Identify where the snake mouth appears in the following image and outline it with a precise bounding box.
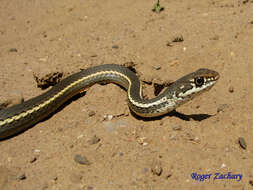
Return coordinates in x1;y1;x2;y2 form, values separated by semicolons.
214;73;220;80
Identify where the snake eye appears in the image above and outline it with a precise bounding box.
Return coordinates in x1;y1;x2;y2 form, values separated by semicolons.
194;77;204;87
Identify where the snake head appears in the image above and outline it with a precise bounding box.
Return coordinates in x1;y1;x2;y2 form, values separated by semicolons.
172;68;220;101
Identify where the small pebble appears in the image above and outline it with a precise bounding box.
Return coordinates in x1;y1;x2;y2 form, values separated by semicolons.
166;41;173;46
154;66;161;70
172;125;182;131
17;173;26;180
34;149;40;153
39;57;48;62
87;135;100;145
186;130;195;141
151;160;163;176
210;35;219;40
238;137;247;149
220;163;226;168
104;114;113;121
77;134;84;139
165;172;172;179
112;45;119;49
171;35;184;42
9;48;18;52
249;180;253;186
88;110;96;117
74;154;91;165
217;104;229;113
29;157;37;163
228;86;234;93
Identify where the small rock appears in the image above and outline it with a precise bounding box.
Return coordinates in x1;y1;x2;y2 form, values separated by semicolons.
172;125;182;131
238;137;247;149
74;154;91;165
112;45;119;49
220;163;226;168
137;137;149;146
87;186;94;190
77;134;84;139
119;152;124;156
88;110;96;117
165;172;172;179
29;157;37;163
249;180;253;186
154;66;161;70
87;135;100;145
103;114;113;121
171;35;184;42
217;104;229;113
17;173;26;180
210;35;219;40
151;160;163;176
9;48;18;52
185;130;195;141
228;86;234;93
166;41;173;47
34;149;40;153
38;57;48;62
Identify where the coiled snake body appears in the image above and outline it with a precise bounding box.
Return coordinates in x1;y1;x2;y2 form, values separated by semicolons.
0;64;219;140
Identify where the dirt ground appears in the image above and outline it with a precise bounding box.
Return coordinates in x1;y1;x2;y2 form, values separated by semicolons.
0;0;252;189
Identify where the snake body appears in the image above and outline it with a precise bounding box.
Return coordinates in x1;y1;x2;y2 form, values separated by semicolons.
0;64;219;140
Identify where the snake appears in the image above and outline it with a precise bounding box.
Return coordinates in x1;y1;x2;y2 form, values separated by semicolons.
0;64;219;140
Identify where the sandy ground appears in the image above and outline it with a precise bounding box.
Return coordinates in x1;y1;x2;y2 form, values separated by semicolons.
0;0;253;189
